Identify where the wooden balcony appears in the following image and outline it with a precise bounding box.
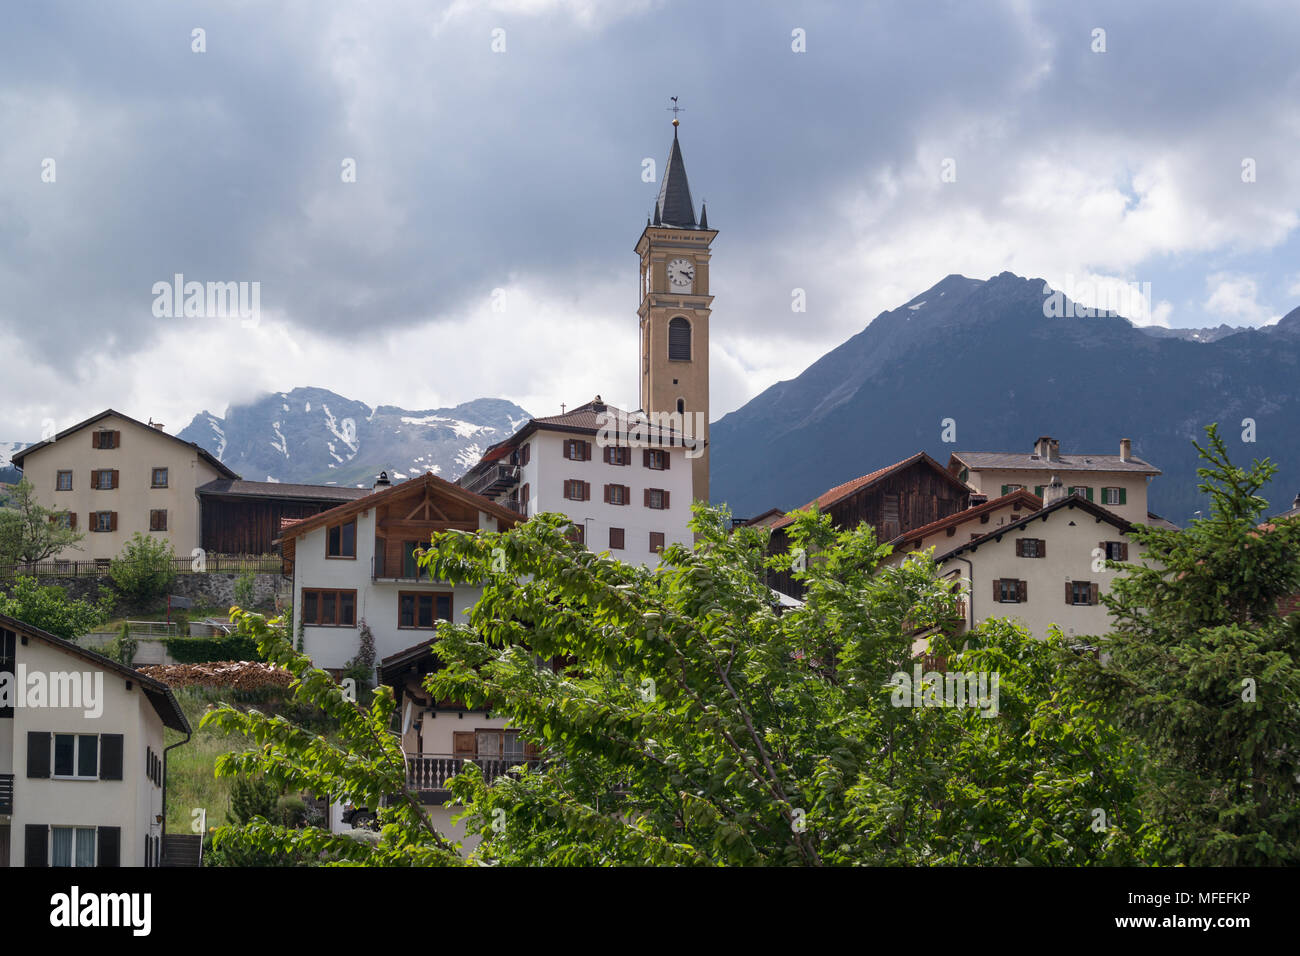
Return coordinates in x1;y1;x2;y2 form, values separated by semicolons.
459;463;520;498
406;754;543;795
0;773;13;815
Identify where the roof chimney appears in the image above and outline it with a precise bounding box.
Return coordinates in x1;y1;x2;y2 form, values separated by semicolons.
1034;436;1058;461
148;418;166;431
1049;438;1059;461
1293;491;1300;510
1120;438;1132;462
1042;474;1066;506
970;493;988;506
373;470;391;490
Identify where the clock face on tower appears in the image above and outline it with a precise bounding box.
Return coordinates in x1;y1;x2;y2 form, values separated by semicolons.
666;257;695;291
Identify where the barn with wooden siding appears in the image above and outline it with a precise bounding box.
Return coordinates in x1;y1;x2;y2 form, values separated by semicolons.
764;452;972;597
196;479;372;555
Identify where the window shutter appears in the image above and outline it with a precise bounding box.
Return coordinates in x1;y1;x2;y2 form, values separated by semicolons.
1017;580;1027;602
92;431;100;449
1038;539;1046;558
1089;583;1099;605
109;511;118;531
581;481;589;501
583;441;592;460
623;485;631;503
603;484;611;504
1000;484;1009;495
69;512;76;530
100;734;124;780
111;469;120;489
452;731;475;757
114;430;121;447
1119;488;1127;505
643;449;651;468
1034;485;1043;496
663;491;670;509
1015;539;1024;557
644;488;651;507
662;451;670;470
993;580;1001;603
89;470;96;489
1085;487;1094;502
26;731;50;778
24;825;48;867
98;826;121;867
603;446;612;464
1065;581;1073;605
1119;542;1129;561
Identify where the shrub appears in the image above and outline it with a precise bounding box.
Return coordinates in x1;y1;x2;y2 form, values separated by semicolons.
107;621;137;666
164;634;262;663
233;570;257;609
0;576;113;640
230;775;279;825
108;533;176;608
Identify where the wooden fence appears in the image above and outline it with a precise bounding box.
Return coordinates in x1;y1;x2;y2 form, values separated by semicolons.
0;554;283;581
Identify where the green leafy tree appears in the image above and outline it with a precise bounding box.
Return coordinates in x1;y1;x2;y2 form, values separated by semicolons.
233;569;257;609
0;576;113;640
108;532;176;608
419;505;1145;865
107;620;138;665
0;477;84;565
200;609;463;866
1074;424;1300;865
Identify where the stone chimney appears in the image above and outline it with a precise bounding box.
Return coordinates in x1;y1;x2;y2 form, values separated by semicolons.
1120;438;1132;462
1042;474;1066;506
1033;436;1052;459
373;470;391;490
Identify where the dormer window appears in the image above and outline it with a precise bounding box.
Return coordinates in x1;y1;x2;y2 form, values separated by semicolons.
327;519;357;558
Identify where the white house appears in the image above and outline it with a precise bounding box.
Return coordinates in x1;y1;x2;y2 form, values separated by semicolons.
277;471;522;672
0;613;191;867
457;396;695;566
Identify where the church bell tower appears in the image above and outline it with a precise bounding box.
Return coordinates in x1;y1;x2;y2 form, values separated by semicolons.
636;114;717;503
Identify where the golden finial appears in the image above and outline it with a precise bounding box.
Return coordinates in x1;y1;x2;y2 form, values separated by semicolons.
667;96;684;127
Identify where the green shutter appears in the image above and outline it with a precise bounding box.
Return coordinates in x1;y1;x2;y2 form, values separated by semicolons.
1085;487;1094;502
1119;487;1127;505
1034;485;1044;497
1000;484;1009;495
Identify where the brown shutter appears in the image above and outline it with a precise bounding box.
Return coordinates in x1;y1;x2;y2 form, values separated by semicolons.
662;450;670;469
92;431;100;449
623;485;631;502
663;491;670;509
603;484;611;504
584;481;591;501
1065;581;1073;604
114;430;121;447
110;512;118;531
111;469;119;489
603;446;612;464
452;731;476;757
1017;580;1027;602
583;441;592;460
1119;542;1128;561
562;480;569;498
644;488;651;507
1089;583;1099;605
69;512;76;530
993;580;1001;603
1037;539;1045;558
89;470;96;488
1015;539;1024;557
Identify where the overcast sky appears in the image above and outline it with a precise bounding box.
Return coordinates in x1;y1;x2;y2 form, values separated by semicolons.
2;0;1299;440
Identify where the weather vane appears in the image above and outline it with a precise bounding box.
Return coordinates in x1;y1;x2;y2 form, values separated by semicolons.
666;95;684;126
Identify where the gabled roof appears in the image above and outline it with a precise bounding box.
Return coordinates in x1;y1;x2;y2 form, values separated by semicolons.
889;489;1044;548
770;452;970;531
949;450;1160;475
0;613;190;733
197;478;371;502
275;471;520;545
10;408;238;480
931;493;1132;564
656;128;697;228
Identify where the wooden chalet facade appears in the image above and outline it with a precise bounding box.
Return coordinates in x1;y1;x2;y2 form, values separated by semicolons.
766;452;972;597
196;479;371;555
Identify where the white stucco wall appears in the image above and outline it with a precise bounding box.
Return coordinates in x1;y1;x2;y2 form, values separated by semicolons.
964;467;1151;525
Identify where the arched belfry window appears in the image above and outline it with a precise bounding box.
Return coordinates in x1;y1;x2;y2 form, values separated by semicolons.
676;398;685;414
668;317;691;361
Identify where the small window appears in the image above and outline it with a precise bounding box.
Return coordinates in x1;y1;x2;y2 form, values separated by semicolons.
604;446;631;466
518;443;531;467
403;541;422;579
1103;541;1128;561
1000;484;1024;494
649;531;665;554
645;449;668;470
1069;486;1092;501
94;511;114;532
56;471;73;491
398;592;453;629
301;588;357;626
606;484;627;506
1016;538;1045;558
997;579;1024;604
1070;581;1094;605
1102;487;1124;506
53;734;99;779
96;430;118;450
151;467;169;488
668;317;691;361
149;509;168;532
563;440;591;462
54;512;75;530
326;520;357;558
645;488;668;510
676;398;685;414
609;527;625;550
564;480;589;501
51;827;97;867
95;470;115;490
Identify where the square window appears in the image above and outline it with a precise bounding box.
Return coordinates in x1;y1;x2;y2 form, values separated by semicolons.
151;467;169;488
96;470;114;490
150;509;168;532
56;471;73;491
327;520;357;558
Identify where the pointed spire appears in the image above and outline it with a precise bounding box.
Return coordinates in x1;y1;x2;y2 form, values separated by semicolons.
652;201;662;226
656;127;697;228
699;201;708;230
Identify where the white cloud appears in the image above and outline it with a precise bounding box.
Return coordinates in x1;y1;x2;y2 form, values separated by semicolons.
1202;272;1275;326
